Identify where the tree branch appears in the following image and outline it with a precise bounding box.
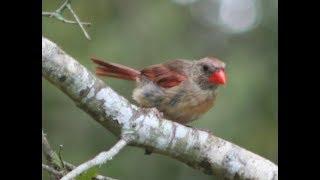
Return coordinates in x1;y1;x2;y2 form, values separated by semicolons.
61;138;128;180
42;36;278;180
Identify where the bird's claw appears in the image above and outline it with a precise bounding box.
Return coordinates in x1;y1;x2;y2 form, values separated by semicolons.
152;108;164;119
141;107;163;119
185;125;213;134
196;127;213;134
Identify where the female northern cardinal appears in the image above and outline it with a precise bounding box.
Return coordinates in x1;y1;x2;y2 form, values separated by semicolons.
91;57;226;124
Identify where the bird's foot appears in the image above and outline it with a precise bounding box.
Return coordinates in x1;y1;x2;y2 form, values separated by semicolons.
152;108;163;119
197;127;213;134
184;125;213;134
141;107;163;119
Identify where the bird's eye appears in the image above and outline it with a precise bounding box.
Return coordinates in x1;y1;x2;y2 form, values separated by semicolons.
202;65;209;72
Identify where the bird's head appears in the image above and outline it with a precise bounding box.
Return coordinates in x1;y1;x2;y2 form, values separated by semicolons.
192;57;227;90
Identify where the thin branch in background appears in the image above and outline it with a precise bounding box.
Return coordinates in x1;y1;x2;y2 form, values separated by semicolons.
42;130;62;168
58;145;66;169
94;175;119;180
63;161;76;171
42;130;118;180
42;164;64;177
55;0;71;13
42;0;91;40
65;2;91;40
61;138;129;180
42;12;91;26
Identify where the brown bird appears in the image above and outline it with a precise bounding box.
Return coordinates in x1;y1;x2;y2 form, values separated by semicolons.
91;57;226;124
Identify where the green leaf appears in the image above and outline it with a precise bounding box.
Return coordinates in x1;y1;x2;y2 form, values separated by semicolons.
76;167;98;180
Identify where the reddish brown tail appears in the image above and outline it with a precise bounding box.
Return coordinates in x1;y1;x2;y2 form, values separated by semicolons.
91;57;140;81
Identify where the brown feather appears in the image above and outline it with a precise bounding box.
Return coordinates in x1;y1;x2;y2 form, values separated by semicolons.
91;57;140;81
141;60;188;88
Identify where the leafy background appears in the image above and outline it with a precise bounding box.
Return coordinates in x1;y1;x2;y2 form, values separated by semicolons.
42;0;277;179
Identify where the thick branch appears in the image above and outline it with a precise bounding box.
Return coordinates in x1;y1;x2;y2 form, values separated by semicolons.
42;37;278;180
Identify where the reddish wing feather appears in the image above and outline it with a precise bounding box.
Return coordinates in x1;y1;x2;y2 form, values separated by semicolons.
141;63;187;88
92;57;189;88
91;57;140;81
156;75;186;88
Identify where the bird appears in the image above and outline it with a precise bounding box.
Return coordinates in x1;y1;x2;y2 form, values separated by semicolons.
91;56;226;125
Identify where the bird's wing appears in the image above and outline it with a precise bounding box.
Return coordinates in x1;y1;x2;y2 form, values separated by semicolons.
140;59;190;88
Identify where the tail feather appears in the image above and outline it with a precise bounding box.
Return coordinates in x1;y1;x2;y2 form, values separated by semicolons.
91;57;140;81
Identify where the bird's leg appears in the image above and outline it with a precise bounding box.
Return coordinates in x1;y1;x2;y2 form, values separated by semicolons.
144;148;153;155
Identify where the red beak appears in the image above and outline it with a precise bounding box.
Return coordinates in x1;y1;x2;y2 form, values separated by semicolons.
209;69;227;85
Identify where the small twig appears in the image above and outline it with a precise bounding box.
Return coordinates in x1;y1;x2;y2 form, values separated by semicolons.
42;131;58;166
42;11;55;17
42;12;91;26
42;164;64;177
65;3;91;40
42;130;117;180
61;138;129;180
58;145;65;169
43;160;117;180
62;161;118;180
63;161;76;171
56;0;71;13
94;175;118;180
42;0;91;39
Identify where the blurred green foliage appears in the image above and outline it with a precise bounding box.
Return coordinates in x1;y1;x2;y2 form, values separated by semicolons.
42;0;277;179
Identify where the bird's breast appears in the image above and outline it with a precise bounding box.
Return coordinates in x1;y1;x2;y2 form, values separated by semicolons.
158;86;216;123
164;94;215;123
132;78;217;124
